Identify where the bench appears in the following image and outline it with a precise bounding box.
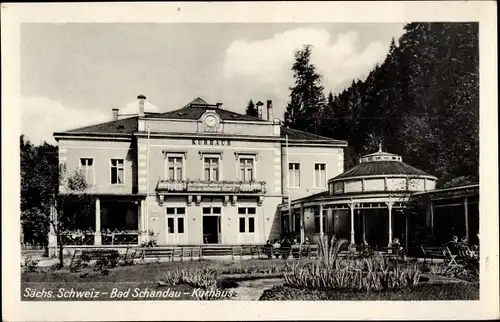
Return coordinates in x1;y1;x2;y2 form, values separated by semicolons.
420;246;448;264
380;246;404;260
78;249;120;267
139;247;175;261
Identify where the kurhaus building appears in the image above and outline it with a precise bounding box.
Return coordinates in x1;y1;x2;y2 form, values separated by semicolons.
52;96;347;249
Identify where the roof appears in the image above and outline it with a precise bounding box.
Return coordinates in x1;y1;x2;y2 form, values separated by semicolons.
54;97;346;145
147;97;268;122
281;127;347;145
65;116;138;135
330;161;435;181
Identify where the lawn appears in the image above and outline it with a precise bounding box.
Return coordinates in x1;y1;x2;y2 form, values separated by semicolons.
260;283;480;301
21;259;294;301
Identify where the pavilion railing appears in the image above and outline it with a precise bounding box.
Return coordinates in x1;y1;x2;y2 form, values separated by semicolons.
60;231;95;246
101;231;139;245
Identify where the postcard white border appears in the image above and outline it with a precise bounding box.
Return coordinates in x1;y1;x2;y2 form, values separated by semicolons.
2;1;498;321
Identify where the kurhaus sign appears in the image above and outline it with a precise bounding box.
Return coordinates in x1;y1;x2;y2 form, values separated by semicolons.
192;139;231;146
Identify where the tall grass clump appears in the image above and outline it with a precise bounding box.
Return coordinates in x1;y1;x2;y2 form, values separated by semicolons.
284;238;421;292
162;266;218;289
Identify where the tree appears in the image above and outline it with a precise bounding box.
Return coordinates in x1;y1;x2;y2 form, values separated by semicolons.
245;99;258;118
52;166;94;268
318;23;478;184
284;45;326;133
20;136;58;248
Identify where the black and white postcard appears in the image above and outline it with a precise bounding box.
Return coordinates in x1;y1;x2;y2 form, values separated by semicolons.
2;1;498;321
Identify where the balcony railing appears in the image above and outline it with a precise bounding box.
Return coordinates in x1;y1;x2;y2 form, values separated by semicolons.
157;179;266;194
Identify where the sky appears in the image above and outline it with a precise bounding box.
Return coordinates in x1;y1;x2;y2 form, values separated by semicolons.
21;23;406;144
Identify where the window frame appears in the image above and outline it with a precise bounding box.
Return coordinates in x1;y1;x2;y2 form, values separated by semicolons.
237;207;256;234
110;158;125;185
203;155;221;181
165;153;185;181
237;156;256;182
288;163;301;188
165;207;186;235
313;163;327;188
78;157;95;185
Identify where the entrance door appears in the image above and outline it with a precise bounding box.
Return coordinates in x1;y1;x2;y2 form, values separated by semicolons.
166;207;186;245
202;216;221;244
202;207;222;244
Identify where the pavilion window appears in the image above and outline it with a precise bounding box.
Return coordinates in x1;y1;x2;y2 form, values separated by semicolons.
314;163;326;188
314;210;327;233
110;159;124;184
294;212;301;233
204;157;219;181
239;158;254;181
167;156;183;181
289;163;300;187
79;158;94;184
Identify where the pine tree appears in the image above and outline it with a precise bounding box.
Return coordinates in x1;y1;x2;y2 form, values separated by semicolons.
245;99;258;117
284;45;326;133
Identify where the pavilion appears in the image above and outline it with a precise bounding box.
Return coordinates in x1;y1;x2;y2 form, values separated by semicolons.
279;146;438;248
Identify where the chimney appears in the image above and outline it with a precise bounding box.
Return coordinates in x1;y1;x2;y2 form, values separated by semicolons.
256;101;264;119
112;108;119;121
137;94;146;117
266;100;273;121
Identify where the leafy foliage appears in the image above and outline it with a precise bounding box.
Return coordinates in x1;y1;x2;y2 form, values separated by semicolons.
20;135;59;246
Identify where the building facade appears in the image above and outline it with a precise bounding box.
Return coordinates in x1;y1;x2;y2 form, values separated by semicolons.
51;96;347;249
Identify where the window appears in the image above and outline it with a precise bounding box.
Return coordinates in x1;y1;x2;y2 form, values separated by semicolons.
167;157;183;181
289;163;300;187
314;209;328;234
238;207;256;233
79;158;94;184
204;157;219;181
203;207;221;215
314;163;326;188
294;213;301;233
239;158;254;181
166;207;185;234
110;159;124;184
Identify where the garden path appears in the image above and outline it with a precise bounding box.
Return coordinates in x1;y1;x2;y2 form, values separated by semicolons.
228;278;284;300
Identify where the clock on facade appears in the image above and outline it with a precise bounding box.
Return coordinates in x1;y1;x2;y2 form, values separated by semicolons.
203;114;220;132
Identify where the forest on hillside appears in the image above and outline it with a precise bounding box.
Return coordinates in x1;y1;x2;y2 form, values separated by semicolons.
283;22;479;187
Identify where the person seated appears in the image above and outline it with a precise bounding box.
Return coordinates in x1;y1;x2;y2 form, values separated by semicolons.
263;240;273;259
280;238;292;259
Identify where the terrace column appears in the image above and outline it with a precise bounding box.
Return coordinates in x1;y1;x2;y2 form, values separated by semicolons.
386;199;393;247
430;201;435;235
300;203;305;243
348;201;356;245
464;197;469;242
362;212;367;244
319;204;324;237
139;199;145;244
94;197;101;245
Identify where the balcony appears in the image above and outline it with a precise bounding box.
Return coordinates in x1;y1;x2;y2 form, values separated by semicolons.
156;179;266;194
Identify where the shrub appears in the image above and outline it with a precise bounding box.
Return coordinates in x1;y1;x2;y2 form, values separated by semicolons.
141;230;158;248
23;256;39;272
